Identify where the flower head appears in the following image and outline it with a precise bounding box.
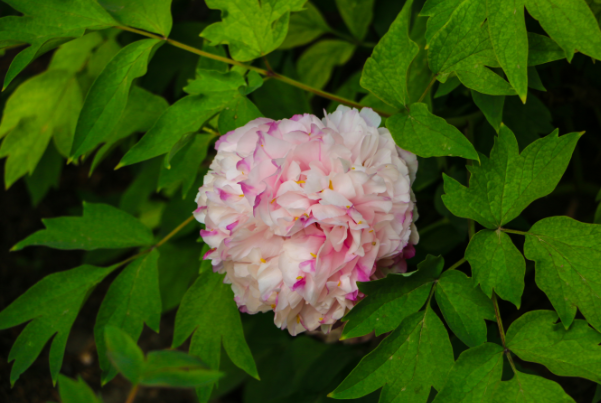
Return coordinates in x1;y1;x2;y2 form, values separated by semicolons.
194;105;418;335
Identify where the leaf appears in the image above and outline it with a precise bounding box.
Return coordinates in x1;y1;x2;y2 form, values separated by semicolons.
341;255;444;340
99;0;173;36
71;38;161;158
158;134;214;197
525;0;601;61
386;102;480;161
47;32;104;74
524;216;601;331
527;32;565;66
435;270;495;347
431;342;504;403
442;125;581;228
119;90;238;167
506;310;601;383
12;202;153;251
105;325;145;383
95;250;161;384
472;91;504;132
486;0;529;102
360;0;418;109
173;269;259;399
330;308;454;403
335;0;375;40
298;40;356;89
158;242;200;312
455;63;517;96
184;70;247;94
58;375;102;403
201;0;307;61
0;264;116;384
465;229;525;307
0;0;117;87
218;95;263;134
140;350;223;388
24;143;63;206
280;2;330;49
91;86;169;173
503;95;554;149
0;70;81;187
493;371;575;403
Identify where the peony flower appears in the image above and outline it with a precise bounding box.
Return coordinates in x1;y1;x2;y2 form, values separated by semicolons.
194;105;418;336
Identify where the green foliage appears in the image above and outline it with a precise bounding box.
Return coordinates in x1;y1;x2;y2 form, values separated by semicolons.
493;371;576;403
99;0;173;36
280;2;330;49
201;0;307;61
298;40;355;89
58;375;102;403
12;202;153;251
335;0;375;40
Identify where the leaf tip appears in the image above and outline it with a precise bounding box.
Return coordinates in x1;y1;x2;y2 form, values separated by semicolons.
114;162;125;171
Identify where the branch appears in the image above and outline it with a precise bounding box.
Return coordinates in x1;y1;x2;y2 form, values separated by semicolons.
492;293;517;372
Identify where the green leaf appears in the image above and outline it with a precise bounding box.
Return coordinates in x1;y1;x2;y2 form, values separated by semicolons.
218;95;263;134
91;86;169;173
503;95;554;149
298;39;355;89
442;125;581;228
434;76;461;98
0;264;116;384
12;202;153;251
525;0;601;61
493;371;576;403
173;269;259;399
386;102;480;161
71;38;161;158
24;143;63;206
99;0;173;36
184;70;247;94
527;33;565;66
119;90;237;167
140;350;223;387
465;229;525;307
435;270;495;347
104;325;145;383
506;310;601;383
95;250;161;384
360;0;418;109
279;1;330;49
0;0;117;88
335;0;375;40
0;70;81;187
431;342;504;403
472;91;504;132
158;134;214;197
524;216;601;331
341;255;443;340
486;0;528;102
201;0;306;61
330;308;454;402
58;375;102;403
158;242;200;312
47;32;104;74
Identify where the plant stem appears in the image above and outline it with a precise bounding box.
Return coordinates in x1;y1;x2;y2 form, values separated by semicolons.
492;293;517;373
500;228;530;236
154;216;195;249
446;257;466;272
417;75;438;104
116;25;391;117
125;384;139;403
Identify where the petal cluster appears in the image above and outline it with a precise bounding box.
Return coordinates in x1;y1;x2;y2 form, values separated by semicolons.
194;105;418;335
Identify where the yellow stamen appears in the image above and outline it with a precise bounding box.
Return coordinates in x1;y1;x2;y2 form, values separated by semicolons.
294;216;299;221
310;253;317;258
261;144;264;147
346;205;351;209
260;258;266;263
372;241;377;246
271;198;276;204
297;315;301;324
296;180;306;184
351;167;355;170
358;221;363;225
369;229;374;233
239;194;244;197
329;180;334;190
337;281;341;286
319;317;324;321
304;213;309;217
296;276;304;280
271;304;276;309
241;171;245;175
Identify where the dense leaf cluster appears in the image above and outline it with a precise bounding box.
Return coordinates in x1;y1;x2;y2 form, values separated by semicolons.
1;0;601;402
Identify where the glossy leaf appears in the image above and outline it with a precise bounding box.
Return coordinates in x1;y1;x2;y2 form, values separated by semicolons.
493;371;575;403
335;0;375;40
183;70;246;94
201;0;306;61
360;0;418;109
442;125;581;228
465;229;526;308
280;2;330;49
435;270;495;347
386;102;480;161
506;310;601;383
341;254;443;340
527;32;565;65
472;91;504;132
330;308;454;403
71;38;161;158
99;0;173;36
0;264;116;384
524;216;601;331
298;40;355;89
12;202;153;251
95;250;161;384
218;95;263;134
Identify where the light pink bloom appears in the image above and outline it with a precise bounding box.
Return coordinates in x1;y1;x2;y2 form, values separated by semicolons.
194;105;418;335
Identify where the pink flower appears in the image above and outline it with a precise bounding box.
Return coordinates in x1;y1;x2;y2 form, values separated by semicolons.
194;105;418;335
